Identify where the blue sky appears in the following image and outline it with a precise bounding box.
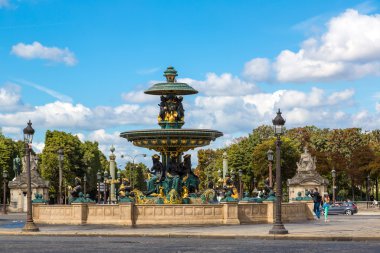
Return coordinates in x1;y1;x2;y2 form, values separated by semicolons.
1;0;380;165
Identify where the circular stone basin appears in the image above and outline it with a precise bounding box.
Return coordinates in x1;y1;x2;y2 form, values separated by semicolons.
120;129;223;153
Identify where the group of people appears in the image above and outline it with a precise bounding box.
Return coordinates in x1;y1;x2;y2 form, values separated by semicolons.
311;187;331;223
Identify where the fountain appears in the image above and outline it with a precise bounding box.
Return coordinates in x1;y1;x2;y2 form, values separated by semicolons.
120;66;223;204
32;67;314;226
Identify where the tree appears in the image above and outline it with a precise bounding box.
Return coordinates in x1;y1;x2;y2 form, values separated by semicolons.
122;162;148;191
0;134;21;202
40;130;85;202
324;128;371;201
252;137;300;190
81;141;108;198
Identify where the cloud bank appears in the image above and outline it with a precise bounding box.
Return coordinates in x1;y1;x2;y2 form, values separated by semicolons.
11;41;77;66
244;9;380;82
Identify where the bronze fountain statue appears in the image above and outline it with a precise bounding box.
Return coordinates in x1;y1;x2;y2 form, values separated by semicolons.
120;67;223;204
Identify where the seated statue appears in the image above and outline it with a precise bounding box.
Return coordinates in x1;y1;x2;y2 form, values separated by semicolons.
165;155;182;195
180;154;199;193
146;154;164;195
69;177;82;203
119;179;133;202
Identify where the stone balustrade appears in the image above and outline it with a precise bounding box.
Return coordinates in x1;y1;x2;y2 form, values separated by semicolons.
32;201;313;226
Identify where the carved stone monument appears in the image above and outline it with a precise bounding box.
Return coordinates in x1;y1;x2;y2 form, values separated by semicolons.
287;147;329;201
8;154;49;212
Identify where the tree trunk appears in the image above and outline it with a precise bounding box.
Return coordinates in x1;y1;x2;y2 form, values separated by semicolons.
351;177;355;201
376;177;379;201
360;183;363;200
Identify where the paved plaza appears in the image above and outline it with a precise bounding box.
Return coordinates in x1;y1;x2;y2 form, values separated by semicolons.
1;211;380;241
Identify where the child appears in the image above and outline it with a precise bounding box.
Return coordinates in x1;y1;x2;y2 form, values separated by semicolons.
323;195;330;223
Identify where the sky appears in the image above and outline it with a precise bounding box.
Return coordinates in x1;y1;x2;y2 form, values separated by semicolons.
1;0;380;166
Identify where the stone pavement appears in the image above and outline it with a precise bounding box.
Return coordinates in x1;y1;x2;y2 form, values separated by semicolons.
0;212;379;241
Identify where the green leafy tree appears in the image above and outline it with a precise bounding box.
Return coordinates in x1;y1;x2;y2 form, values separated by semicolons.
252;137;300;190
40;130;84;202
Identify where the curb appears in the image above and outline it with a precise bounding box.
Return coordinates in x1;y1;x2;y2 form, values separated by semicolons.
0;231;379;241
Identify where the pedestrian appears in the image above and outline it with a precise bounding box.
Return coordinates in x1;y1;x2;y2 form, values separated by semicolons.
323;195;330;223
311;188;322;219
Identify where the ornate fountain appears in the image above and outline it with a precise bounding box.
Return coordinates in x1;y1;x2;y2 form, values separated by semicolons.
32;67;313;226
120;67;223;203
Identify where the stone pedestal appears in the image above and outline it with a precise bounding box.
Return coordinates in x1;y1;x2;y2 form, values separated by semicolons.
8;156;49;213
287;147;329;200
222;202;240;224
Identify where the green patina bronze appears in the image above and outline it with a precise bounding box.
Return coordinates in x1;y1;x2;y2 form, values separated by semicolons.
120;67;223;204
220;191;238;203
144;66;198;96
292;191;313;201
32;193;48;204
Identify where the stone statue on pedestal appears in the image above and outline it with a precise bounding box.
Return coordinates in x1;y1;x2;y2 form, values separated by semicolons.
288;146;329;201
13;156;21;178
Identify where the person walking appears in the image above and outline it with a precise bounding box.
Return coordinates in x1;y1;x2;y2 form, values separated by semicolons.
323;195;331;223
311;188;322;219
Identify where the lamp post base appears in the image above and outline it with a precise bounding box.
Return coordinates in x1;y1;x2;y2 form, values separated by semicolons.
269;223;288;234
22;221;39;232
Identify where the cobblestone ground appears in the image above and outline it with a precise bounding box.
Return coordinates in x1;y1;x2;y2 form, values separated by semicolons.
0;236;380;253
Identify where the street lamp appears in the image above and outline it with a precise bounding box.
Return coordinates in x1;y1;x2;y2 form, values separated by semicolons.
269;109;288;235
116;169;121;201
238;169;243;199
96;171;101;204
331;169;336;205
2;168;8;214
267;149;274;188
121;153;147;189
22;120;39;232
57;148;64;204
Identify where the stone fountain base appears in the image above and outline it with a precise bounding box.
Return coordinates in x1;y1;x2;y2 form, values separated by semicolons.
32;201;314;226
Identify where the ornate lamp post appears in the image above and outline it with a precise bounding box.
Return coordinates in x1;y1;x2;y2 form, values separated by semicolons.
2;168;8;214
331;169;336;205
116;169;121;201
267;149;274;188
222;152;228;179
22;120;39;232
230;169;236;188
57;148;64;204
96;171;101;204
269;109;288;235
83;174;87;196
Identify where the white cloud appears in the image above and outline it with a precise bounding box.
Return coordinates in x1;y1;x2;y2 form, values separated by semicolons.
14;79;73;103
376;103;380;112
243;58;272;82
0;83;22;108
1;126;20;135
181;72;258;96
121;90;157;104
11;41;77;66
32;142;45;153
327;89;355;105
244;9;380;82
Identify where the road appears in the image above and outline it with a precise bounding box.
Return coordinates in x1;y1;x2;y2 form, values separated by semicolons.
0;236;380;253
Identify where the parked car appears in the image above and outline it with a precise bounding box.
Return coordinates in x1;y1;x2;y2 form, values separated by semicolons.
321;202;358;215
